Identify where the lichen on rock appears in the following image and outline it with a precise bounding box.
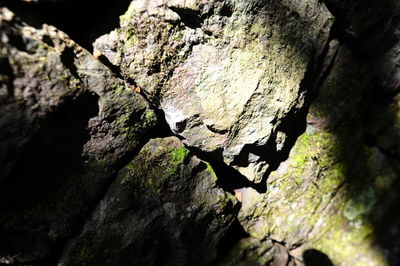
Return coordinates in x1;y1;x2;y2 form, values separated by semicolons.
94;0;334;183
59;137;238;266
2;0;400;265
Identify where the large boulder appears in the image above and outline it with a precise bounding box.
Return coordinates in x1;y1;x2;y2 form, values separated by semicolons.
94;0;334;183
59;137;238;266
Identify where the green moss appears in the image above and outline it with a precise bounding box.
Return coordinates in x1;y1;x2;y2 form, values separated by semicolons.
283;130;345;184
120;143;190;196
116;113;131;136
124;29;138;48
245;128;351;242
171;146;189;163
311;211;382;266
111;83;128;93
204;161;218;182
343;187;376;221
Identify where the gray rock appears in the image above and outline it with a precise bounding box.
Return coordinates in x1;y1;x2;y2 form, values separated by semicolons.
0;7;156;263
94;0;334;183
235;45;395;265
59;137;238;266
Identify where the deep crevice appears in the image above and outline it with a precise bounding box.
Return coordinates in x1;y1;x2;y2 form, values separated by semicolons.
187;146;267;194
0;56;15;96
302;249;334;266
316;42;340;90
213;219;249;265
60;46;80;81
169;7;202;29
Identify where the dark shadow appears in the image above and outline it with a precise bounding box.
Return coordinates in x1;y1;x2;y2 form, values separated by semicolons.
0;0;133;50
188;145;267;193
315;1;400;265
303;249;334;266
324;0;397;57
169;6;202;29
0;91;99;264
0;91;99;211
214;219;250;265
0;55;14;96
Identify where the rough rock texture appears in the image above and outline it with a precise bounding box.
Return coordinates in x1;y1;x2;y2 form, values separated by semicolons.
94;0;334;183
222;1;400;265
2;0;400;265
235;45;392;265
0;7;156;263
59;137;238;266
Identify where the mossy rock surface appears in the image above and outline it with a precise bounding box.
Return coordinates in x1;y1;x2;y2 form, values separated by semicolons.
94;0;334;183
59;137;238;266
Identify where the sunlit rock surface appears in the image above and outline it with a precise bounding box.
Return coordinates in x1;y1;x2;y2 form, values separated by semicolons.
2;0;400;265
94;0;334;183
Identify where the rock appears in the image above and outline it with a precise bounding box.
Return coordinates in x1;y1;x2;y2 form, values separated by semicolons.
0;7;156;263
217;237;276;266
59;137;238;266
235;45;395;265
2;0;400;265
94;0;334;183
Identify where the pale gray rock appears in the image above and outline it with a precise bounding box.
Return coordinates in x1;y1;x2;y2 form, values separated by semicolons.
95;0;334;183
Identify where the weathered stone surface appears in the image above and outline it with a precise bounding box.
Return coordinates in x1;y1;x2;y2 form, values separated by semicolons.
235;44;400;265
59;137;238;266
2;0;400;265
94;0;334;183
0;7;156;263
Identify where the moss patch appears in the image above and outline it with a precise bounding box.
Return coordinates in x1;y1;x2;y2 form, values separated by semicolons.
119;138;191;196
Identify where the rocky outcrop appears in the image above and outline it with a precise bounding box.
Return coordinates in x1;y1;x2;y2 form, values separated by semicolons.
2;0;400;265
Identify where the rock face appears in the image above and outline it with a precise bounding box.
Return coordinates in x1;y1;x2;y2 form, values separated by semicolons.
0;7;156;263
235;45;391;265
94;0;334;183
2;0;400;265
59;137;238;266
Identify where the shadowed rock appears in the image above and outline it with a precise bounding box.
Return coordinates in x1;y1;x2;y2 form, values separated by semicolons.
59;137;238;266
